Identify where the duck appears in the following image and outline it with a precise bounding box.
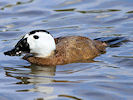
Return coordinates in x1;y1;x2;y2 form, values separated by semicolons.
4;30;126;66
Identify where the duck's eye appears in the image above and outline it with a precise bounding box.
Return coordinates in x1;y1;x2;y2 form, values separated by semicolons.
33;35;39;39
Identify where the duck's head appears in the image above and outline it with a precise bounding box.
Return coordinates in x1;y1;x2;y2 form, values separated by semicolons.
4;30;56;58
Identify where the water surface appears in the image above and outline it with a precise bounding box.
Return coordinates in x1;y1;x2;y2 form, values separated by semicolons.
0;0;133;100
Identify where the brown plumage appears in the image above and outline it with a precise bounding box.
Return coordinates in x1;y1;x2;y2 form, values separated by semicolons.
23;36;107;66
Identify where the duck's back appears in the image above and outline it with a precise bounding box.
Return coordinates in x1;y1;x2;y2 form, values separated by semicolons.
55;36;106;64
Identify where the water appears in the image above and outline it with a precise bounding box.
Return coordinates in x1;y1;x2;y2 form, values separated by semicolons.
0;0;133;100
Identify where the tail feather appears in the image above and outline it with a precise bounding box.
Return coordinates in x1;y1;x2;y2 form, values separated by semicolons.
94;37;127;47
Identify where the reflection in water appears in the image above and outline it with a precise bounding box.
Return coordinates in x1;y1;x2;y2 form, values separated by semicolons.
5;64;56;94
28;65;56;94
5;64;83;100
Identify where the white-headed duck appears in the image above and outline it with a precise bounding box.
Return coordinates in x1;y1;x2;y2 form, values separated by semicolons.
4;30;126;66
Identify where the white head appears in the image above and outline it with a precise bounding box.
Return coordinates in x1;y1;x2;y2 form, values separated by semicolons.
4;30;56;57
23;30;56;57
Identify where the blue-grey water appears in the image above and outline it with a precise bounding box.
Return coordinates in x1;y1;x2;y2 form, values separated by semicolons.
0;0;133;100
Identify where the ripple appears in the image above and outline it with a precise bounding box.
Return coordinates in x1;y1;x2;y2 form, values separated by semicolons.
0;0;133;100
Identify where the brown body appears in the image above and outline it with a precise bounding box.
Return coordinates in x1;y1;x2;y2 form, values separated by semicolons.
23;36;107;66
